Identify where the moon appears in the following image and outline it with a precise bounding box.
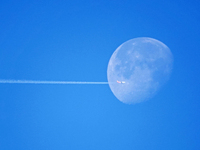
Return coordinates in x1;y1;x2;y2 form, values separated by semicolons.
107;37;173;104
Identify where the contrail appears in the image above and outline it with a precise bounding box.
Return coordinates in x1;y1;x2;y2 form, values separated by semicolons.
0;80;108;84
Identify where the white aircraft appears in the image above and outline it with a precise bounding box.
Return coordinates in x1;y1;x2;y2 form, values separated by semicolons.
117;80;125;84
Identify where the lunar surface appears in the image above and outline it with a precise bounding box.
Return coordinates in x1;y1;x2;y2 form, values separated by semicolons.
107;37;173;104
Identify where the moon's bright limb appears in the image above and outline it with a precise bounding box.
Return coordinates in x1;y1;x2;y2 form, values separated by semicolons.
0;80;108;84
107;37;173;104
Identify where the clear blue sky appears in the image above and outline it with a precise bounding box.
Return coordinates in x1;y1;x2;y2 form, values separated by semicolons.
0;0;200;149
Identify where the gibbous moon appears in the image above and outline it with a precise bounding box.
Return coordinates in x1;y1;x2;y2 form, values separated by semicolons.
107;37;173;104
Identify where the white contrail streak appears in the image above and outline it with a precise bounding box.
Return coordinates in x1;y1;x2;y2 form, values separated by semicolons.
0;80;108;84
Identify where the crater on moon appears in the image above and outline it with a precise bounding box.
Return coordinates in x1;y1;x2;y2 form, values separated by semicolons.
107;37;173;104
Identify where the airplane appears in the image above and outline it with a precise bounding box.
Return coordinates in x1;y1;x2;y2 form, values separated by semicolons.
117;80;125;84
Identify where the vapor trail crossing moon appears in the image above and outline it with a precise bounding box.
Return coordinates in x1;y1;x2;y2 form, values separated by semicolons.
0;37;173;105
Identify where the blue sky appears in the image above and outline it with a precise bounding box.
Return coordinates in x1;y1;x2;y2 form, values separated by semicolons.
0;0;200;149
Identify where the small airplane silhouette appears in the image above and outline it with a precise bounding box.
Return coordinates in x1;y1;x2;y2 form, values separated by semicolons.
117;80;125;84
